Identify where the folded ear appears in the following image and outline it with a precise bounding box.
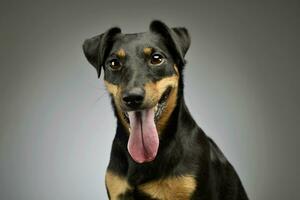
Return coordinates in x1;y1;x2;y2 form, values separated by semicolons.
82;27;121;78
149;20;190;68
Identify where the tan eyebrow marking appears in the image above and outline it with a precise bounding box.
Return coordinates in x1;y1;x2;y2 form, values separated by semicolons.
116;48;126;59
143;47;153;56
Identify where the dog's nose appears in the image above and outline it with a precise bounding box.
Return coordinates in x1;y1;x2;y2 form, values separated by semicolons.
122;87;145;108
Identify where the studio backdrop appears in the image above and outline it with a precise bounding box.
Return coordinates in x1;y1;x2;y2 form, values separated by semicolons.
0;1;299;200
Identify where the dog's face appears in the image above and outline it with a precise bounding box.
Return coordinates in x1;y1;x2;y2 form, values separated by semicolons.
83;21;190;163
103;32;181;129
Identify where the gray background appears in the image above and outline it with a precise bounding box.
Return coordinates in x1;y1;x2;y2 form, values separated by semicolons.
0;0;299;199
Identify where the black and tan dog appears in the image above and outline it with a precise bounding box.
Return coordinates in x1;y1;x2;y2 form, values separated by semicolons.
83;20;248;200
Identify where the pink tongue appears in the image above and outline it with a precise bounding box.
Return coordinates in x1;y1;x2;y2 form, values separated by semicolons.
127;109;159;163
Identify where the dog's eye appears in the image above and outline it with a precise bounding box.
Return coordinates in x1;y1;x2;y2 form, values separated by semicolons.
150;53;164;65
109;59;122;70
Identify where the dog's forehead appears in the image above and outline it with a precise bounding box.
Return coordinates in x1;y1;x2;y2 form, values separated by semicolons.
111;32;166;53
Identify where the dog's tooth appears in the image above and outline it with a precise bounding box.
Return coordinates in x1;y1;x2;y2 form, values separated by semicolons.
154;104;158;113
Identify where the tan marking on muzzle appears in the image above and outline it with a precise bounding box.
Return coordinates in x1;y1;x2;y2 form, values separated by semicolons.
105;170;131;200
138;175;196;200
144;75;179;134
173;64;179;76
116;48;126;59
104;81;130;132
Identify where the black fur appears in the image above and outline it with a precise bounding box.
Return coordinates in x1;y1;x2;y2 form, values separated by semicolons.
83;20;248;200
83;27;121;78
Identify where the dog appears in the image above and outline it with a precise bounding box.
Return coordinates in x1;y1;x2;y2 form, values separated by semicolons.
83;20;248;200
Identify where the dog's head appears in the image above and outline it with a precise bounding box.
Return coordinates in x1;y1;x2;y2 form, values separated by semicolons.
83;20;190;163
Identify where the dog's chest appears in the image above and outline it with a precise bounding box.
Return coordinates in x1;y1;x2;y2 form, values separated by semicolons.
105;170;196;200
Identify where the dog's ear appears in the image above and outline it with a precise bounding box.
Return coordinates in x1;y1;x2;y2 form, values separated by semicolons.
149;20;190;67
82;27;121;78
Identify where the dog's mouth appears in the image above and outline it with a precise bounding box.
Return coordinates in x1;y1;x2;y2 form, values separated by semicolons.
122;86;172;124
122;86;172;164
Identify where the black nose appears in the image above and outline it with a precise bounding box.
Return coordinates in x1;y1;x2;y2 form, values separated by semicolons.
122;87;145;108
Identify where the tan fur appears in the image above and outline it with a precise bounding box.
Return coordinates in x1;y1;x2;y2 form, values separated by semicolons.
155;65;180;132
139;175;197;200
143;47;153;56
173;64;179;76
116;48;126;59
157;83;178;133
105;171;131;200
144;74;179;133
104;80;119;97
104;81;130;132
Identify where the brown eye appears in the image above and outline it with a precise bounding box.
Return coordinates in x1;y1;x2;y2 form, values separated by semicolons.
150;53;164;65
109;59;122;70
